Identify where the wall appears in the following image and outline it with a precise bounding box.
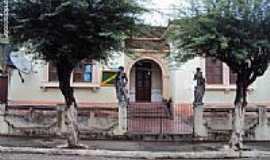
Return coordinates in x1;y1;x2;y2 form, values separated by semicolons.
8;62;118;106
9;52;270;106
0;104;118;137
170;57;270;105
8;50;170;106
151;62;162;102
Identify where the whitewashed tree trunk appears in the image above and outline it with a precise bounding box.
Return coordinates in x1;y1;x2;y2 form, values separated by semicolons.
56;62;83;148
64;103;79;148
230;104;245;150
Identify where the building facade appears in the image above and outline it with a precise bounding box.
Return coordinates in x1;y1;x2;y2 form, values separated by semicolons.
7;27;270;109
1;26;270;138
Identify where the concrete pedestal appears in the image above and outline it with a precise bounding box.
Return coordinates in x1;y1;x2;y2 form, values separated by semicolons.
193;104;207;137
115;103;128;135
255;107;270;140
0;103;8;135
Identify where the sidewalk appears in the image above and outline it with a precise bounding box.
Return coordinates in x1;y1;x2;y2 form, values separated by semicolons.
0;136;270;159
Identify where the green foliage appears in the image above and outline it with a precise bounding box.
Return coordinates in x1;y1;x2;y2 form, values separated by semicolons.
170;0;270;79
8;0;146;107
9;0;146;66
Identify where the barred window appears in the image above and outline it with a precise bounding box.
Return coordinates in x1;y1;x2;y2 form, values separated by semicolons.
229;70;237;84
48;63;58;82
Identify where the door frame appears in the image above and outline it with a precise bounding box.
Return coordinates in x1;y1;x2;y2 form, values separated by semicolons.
135;62;152;102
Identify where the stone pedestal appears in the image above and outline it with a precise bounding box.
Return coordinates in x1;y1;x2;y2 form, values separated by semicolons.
255;107;270;140
0;103;8;135
193;104;207;137
115;102;127;135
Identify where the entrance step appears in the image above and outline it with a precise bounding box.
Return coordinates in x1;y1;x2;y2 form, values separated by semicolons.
128;103;171;118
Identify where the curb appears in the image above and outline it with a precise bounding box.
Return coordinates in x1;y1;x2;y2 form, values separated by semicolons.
0;146;266;159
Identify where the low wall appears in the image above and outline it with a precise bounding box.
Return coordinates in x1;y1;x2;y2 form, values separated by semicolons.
1;103;270;141
0;104;118;137
200;106;270;141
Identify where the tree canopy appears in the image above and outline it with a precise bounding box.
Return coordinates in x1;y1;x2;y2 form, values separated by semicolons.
9;0;146;147
9;0;145;104
10;0;145;64
170;0;270;100
170;0;270;150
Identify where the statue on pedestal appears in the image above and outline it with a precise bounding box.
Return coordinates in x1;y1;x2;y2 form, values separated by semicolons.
115;66;128;104
193;67;205;106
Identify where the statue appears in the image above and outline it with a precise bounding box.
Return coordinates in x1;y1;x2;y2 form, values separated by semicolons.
115;66;128;104
193;67;205;106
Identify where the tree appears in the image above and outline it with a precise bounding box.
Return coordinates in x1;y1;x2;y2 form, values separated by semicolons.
170;0;270;150
9;0;145;148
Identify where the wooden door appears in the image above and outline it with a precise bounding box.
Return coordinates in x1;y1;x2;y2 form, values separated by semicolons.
135;62;151;102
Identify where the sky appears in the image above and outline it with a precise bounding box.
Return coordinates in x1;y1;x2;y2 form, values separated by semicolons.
142;0;186;26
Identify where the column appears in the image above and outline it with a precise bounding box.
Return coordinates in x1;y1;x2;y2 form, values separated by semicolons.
0;103;8;134
255;107;270;140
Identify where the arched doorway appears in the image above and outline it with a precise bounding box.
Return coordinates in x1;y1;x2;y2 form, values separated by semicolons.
129;59;163;103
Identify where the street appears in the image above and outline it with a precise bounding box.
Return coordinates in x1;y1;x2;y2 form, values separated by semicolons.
0;153;137;160
0;153;268;160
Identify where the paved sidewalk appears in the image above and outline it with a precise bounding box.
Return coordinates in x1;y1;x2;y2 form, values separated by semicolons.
0;136;226;152
0;136;270;152
0;136;270;159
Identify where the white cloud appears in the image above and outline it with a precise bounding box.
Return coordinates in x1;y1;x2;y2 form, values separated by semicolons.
142;0;186;26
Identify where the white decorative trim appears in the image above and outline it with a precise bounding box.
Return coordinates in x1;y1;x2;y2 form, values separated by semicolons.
41;82;59;88
127;49;170;53
71;82;100;88
205;84;254;91
126;56;170;99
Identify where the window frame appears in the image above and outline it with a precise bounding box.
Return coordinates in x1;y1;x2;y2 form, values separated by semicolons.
42;60;100;88
201;58;240;91
205;57;224;85
72;62;94;83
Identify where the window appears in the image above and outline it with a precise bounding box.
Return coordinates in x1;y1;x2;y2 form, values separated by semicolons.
205;57;223;84
229;70;237;84
48;61;93;83
48;63;58;82
44;60;100;88
205;57;237;86
73;63;93;82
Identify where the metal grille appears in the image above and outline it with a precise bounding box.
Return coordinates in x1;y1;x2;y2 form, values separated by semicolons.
127;103;193;135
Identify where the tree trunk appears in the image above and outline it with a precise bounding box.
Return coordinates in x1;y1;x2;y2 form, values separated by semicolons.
230;102;246;150
56;62;79;148
65;102;79;147
229;74;248;150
